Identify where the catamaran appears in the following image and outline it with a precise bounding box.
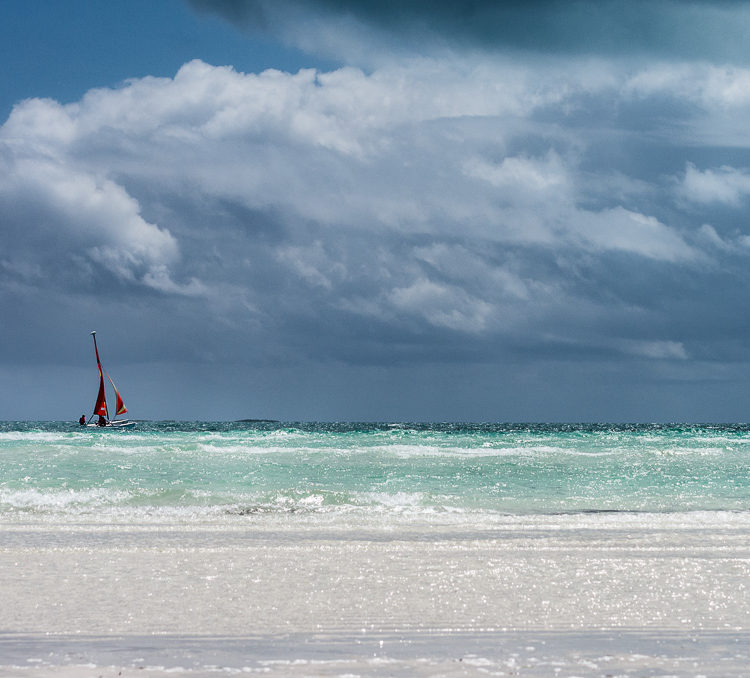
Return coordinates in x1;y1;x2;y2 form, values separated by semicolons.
84;331;135;429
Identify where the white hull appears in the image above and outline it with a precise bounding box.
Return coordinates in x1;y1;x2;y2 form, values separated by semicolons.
85;420;136;429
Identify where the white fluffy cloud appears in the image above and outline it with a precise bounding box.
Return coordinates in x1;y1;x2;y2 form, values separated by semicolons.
624;64;750;109
681;163;750;206
2;56;747;369
0;98;185;293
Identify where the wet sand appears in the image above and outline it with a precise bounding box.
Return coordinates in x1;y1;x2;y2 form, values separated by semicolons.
1;517;749;676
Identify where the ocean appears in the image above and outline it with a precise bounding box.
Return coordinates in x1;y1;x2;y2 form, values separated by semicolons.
3;421;750;519
1;422;750;676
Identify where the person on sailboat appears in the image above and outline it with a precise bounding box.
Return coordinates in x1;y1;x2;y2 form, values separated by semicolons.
97;415;108;427
79;414;86;425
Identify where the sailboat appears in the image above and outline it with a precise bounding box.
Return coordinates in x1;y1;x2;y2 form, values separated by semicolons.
84;331;136;429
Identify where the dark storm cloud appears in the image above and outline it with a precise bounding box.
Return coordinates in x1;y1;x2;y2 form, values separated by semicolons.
6;51;750;418
187;0;750;62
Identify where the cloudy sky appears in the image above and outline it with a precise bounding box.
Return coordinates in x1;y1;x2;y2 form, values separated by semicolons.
4;0;750;421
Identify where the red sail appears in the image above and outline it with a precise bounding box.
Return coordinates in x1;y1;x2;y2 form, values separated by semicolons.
92;334;108;417
106;372;127;415
93;374;108;417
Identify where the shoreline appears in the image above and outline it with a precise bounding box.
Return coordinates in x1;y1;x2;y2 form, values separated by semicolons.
2;629;750;676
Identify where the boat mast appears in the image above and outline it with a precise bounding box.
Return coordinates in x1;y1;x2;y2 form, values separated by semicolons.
89;330;108;423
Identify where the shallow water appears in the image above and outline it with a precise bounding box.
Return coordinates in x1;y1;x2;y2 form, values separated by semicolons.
2;422;750;520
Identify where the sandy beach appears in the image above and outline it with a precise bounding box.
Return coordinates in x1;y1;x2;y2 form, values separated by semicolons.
2;515;749;676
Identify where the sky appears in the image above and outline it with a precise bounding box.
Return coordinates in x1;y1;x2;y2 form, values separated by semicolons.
4;1;750;421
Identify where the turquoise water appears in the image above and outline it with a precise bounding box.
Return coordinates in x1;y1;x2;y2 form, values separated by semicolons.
1;422;750;519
